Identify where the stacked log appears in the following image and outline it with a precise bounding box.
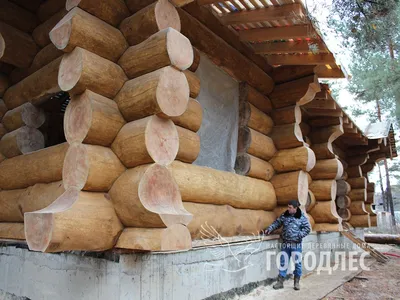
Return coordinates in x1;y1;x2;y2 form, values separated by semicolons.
335;180;352;222
366;182;377;227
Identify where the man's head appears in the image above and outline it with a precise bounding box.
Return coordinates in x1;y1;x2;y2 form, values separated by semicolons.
287;200;300;214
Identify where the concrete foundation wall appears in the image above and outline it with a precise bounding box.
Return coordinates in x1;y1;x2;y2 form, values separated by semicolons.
0;230;364;300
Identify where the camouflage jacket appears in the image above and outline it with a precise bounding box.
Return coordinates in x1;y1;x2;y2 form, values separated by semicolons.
266;208;311;242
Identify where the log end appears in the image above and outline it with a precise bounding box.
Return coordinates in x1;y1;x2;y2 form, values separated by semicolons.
49;12;73;51
305;147;316;172
58;47;83;93
65;0;81;11
0;33;4;59
298;171;309;206
155;0;181;33
167;28;194;71
24;212;54;252
234;153;250;176
62;142;89;190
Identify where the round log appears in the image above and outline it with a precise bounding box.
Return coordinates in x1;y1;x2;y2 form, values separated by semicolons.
64;90;126;146
189;47;200;72
183;70;200;98
0;223;25;240
50;8;128;62
366;192;374;204
168;160;277;210
367;182;375;193
63;143;125;192
109;163;193;227
300;122;310;137
0;22;38;69
125;0;157;13
115;224;192;251
239;102;273;135
0;143;68;189
2;102;45;131
119;28;193;79
336;180;351;196
237;126;277;161
0;181;65;222
349;201;367;215
306;190;316;212
58;49;127;99
370;215;377;227
176;126;200;163
0;74;9;97
309;124;343;145
349;215;370;228
115;66;189;121
348;188;367;202
0;151;5;163
271;105;301;125
337;208;351;221
170;98;202;132
0;126;44;158
32;9;68;48
66;0;130;27
235;153;275;181
184;202;276;239
239;83;272;114
0;99;7;119
364;234;400;245
0;123;6;139
309;180;337;201
3;56;62;109
347;154;369;166
270;170;309;205
311;142;336;160
270;123;304;150
347;177;367;189
0;0;37;33
336;195;351;209
346;166;362;178
111;115;179;168
37;0;66;22
119;0;181;46
309;158;343;180
273;205;287;217
309;200;340;223
341;172;348;181
269;146;315;173
307;213;315;229
25;188;123;252
313;223;342;232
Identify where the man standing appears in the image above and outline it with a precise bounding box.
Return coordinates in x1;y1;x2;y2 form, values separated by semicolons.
264;200;311;291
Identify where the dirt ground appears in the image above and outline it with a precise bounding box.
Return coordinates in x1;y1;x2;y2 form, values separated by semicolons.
323;244;400;300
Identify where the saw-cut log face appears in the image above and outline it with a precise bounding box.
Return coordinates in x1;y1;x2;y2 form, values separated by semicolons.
155;0;181;33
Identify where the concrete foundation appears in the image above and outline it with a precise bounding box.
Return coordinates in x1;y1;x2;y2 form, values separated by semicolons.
0;230;364;300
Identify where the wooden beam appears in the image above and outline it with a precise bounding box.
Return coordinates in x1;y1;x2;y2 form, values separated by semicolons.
272;65;315;84
252;40;328;54
315;65;345;79
219;4;305;26
240;25;312;42
267;53;336;66
178;8;275;94
305;108;343;117
303;99;336;110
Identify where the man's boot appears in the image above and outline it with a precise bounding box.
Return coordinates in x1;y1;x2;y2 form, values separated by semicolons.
273;276;284;290
294;276;300;290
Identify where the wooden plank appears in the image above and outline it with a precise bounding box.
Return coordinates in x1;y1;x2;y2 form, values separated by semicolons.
240;25;311;42
252;40;328;54
219;3;305;25
267;53;336;65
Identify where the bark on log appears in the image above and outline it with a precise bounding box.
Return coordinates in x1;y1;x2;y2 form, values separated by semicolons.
0;126;44;158
115;66;189;121
309;200;340;223
349;201;367;215
309;180;337;201
37;0;66;22
238;126;277;161
58;47;127;98
0;0;37;33
337;208;351;221
239;83;272;114
269;146;316;173
0;222;25;240
270;170;309;205
115;224;192;251
184;202;276;239
309;158;343;180
120;0;181;46
269;75;320;109
313;223;342;232
0;99;7;118
0;143;68;189
64;90;126;146
347;177;367;189
239;101;274;135
109;163;193;227
170;98;202;132
189;47;200;72
111;116;179;168
3;56;61;109
346;165;362;178
336;195;351;209
63;143;125;192
32;9;67;48
119;28;193;79
270;123;304;150
176;126;200;163
25;188;123;252
306;190;316;212
348;188;367;202
336;180;351;196
168;160;277;210
0;22;38;68
271;105;301;125
234;153;275;181
183;70;200;98
0;181;65;222
2;102;45;131
66;0;130;27
311;142;336;160
0;73;9;97
349;215;370;228
50;8;128;62
364;234;400;245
